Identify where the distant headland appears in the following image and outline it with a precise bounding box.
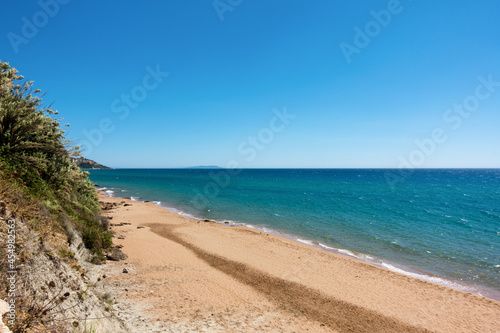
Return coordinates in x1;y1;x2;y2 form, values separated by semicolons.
72;157;112;169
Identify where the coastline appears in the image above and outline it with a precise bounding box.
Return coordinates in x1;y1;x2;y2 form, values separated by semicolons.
100;187;500;302
97;191;500;332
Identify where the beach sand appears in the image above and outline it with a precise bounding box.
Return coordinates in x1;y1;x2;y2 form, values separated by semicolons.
97;194;500;332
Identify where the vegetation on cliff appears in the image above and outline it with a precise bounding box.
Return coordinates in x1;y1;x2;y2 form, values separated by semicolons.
0;61;111;254
0;61;118;331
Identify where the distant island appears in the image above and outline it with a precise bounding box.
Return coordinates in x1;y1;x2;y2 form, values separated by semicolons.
72;157;112;169
187;165;222;169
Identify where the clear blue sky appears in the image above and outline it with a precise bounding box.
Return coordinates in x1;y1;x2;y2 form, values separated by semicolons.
1;1;499;168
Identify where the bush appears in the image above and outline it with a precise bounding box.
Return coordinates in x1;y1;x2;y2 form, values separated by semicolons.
82;224;113;254
0;61;111;254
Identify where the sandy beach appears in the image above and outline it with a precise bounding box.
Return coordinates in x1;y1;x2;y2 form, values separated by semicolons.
96;193;500;332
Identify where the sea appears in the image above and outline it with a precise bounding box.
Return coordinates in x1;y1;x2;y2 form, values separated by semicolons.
87;168;500;300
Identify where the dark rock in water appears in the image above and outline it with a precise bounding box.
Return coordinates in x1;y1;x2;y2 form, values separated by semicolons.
106;248;128;261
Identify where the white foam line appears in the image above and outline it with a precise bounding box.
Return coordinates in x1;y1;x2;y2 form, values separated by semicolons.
152;202;203;221
319;243;335;250
305;240;483;297
337;248;357;257
379;262;477;294
296;238;314;245
104;189;115;197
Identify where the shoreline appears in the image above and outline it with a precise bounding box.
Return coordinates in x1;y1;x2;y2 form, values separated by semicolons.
99;187;500;302
97;191;500;332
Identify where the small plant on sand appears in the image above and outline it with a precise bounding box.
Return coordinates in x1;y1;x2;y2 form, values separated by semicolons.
72;320;98;333
3;283;71;333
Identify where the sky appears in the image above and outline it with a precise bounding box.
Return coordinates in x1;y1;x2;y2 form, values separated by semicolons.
1;0;499;168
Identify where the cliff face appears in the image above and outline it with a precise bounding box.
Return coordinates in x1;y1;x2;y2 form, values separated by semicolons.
0;207;127;333
73;158;111;170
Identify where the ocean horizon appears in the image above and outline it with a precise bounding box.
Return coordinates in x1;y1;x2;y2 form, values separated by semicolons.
88;168;500;300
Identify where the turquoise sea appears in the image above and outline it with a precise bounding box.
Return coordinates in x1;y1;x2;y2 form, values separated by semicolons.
87;168;500;300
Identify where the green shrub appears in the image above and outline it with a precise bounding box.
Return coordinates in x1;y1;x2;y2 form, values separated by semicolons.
0;61;111;254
